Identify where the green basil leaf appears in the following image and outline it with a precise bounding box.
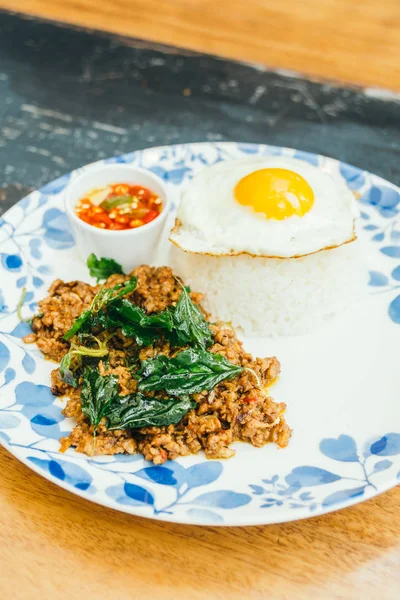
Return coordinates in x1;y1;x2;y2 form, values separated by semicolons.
59;352;81;387
80;368;119;428
95;277;138;308
138;348;243;395
119;322;161;347
107;393;195;429
169;286;213;348
87;253;124;282
79;367;195;430
110;299;174;331
63;309;92;341
63;277;137;340
108;299;174;346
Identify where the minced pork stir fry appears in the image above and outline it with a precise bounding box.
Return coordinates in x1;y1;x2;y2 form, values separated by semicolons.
24;258;291;464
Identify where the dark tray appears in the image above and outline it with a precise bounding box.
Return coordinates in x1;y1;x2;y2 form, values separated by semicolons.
1;11;400;214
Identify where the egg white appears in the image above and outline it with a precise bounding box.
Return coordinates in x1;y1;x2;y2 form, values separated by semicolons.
169;156;359;258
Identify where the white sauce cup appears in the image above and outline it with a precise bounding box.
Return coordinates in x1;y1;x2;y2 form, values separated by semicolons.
65;163;170;273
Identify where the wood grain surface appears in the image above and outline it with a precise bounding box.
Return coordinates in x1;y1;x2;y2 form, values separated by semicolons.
0;445;398;600
1;0;400;90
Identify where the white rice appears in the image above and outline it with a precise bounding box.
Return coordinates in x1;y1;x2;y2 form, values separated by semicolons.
170;241;365;337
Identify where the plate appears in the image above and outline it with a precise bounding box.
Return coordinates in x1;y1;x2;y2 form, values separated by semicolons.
0;142;399;527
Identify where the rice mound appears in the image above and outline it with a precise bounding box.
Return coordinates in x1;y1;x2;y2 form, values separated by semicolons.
171;241;365;336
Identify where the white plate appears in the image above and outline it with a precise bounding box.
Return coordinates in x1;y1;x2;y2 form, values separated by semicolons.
0;142;399;526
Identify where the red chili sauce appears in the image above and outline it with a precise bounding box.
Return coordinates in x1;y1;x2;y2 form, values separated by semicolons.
75;183;162;230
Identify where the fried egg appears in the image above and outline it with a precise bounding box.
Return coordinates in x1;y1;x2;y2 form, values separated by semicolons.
169;157;359;258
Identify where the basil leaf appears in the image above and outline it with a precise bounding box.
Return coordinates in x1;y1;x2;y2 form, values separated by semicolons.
63;309;92;341
111;299;174;331
59;334;111;387
138;348;243;396
170;286;213;349
121;324;162;346
63;275;213;352
108;299;174;346
107;393;195;429
93;277;138;309
87;253;124;282
80;368;119;428
59;352;81;387
79;367;195;430
64;277;137;340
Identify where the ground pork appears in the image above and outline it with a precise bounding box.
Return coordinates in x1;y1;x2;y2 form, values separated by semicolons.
25;279;97;361
29;265;292;463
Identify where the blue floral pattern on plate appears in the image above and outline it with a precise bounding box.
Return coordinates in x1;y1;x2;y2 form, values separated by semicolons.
251;433;400;511
0;142;399;526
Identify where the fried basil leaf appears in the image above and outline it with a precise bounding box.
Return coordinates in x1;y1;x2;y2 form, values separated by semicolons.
87;253;124;282
64;277;137;340
63;309;92;342
59;352;81;387
108;299;174;346
106;393;195;430
169;286;213;349
80;368;119;428
91;277;138;312
79;367;194;430
59;335;111;387
138;348;243;396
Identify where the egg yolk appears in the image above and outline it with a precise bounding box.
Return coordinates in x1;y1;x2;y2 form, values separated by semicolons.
234;168;314;220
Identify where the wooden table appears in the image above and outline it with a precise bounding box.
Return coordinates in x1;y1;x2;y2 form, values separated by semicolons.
1;448;399;600
2;0;400;90
0;7;399;600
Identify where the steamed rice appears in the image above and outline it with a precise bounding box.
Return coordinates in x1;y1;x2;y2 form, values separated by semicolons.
171;241;365;337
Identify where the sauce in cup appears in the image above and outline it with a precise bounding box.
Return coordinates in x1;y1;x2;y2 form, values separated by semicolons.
75;183;162;230
65;164;169;273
